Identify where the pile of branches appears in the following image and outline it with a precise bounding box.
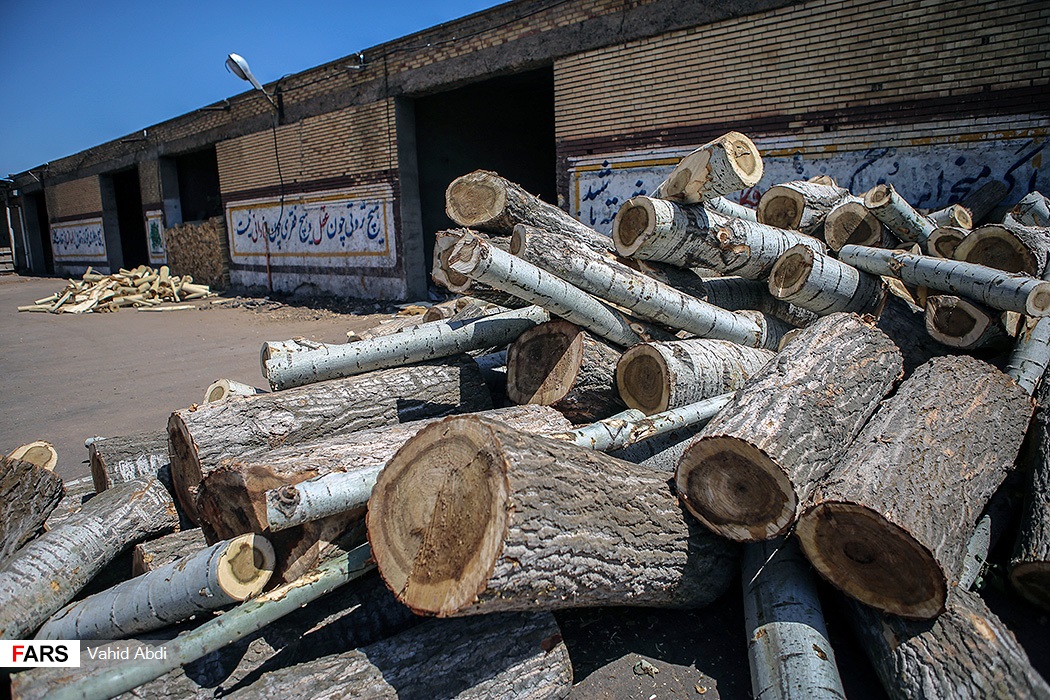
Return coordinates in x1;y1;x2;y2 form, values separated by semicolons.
16;265;215;314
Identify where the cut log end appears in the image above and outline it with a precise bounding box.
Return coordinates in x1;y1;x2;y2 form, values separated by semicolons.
368;417;509;617
675;436;797;541
955;225;1039;276
615;344;671;415
611;197;655;256
927;227;967;259
445;172;507;227
768;245;814;299
1028;285;1050;317
864;184;893;209
757;186;806;230
506;320;584;407
825;202;883;251
924;296;1004;349
7;441;58;471
167;413;202;523
796;501;946;620
216;532;276;600
1010;563;1050;610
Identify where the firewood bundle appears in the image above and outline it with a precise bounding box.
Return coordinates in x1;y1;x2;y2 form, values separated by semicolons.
16;264;215;314
4;134;1050;700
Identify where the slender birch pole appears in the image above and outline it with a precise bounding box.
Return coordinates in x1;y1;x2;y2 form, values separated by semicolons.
929;203;973;230
548;408;645;451
768;245;886;316
658;132;764;202
706;196;758;221
863;184;936;244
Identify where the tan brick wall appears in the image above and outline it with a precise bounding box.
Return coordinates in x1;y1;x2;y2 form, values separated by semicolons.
138;159;162;206
46;177;102;220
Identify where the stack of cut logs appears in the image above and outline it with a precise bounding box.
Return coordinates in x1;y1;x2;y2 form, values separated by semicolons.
4;131;1050;700
16;265;215;314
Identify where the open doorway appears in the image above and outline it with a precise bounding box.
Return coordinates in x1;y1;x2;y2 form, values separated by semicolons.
175;147;222;222
412;67;556;278
111;168;149;268
24;191;53;274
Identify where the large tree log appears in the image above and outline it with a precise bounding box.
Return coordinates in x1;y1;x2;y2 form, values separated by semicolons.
512;224;766;347
658;132;764;202
838;244;1050;316
262;305;548;390
6;441;58;471
0;476;178;639
699;276;819;328
89;430;169;492
757;180;851;238
1011;379;1050;610
505;320;624;422
954;223;1049;276
169;358;493;524
960;179;1010;225
431;228;529;308
768;244;886;316
863;184;936;244
616;339;772;415
1008;191;1050;228
675;314;903;542
796;355;1032;619
613;196;826;280
877;293;953;376
203;378;265;403
37;533;275;641
368;416;737;616
0;457;64;565
132;528;208;575
924;295;1010;350
823;198;885;251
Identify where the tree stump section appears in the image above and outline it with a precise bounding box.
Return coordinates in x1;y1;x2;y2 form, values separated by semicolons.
0;457;64;565
924;295;1010;350
675;314;903;542
757;180;851;238
368;416;736;617
6;442;58;471
823;199;885;251
796;355;1033;619
203;378;265;404
659;131;764;203
89;430;170;492
954;223;1048;277
132;528;209;575
768;245;886;316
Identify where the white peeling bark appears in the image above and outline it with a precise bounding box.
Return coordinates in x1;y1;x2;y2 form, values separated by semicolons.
706;195;759;221
1009;191;1050;228
89;431;169;493
548;408;645;451
863;184;936;243
757;180;851;238
768;245;886;316
659;132;764;202
929;203;973;230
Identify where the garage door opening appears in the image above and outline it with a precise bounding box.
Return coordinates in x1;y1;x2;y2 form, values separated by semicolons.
25;191;53;274
175;147;222;223
111;168;149;269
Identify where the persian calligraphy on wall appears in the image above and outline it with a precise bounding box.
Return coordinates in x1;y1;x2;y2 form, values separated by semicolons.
50;218;107;262
145;210;166;264
225;184;396;269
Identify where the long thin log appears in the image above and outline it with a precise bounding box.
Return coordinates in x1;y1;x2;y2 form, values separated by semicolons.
796;355;1032;619
0;457;64;565
89;430;169;492
262;305;548;390
37;533;275;640
132;528;208;575
0;477;178;639
675;314;903;542
768;245;886;316
658;132;764;202
823;198;885;251
7;441;58;471
203;378;265;404
954;223;1048;276
616;339;772;415
924;295;1010;350
757;180;851;238
431;228;529;308
838;244;1050;316
609;425;706;472
705;195;759;221
368;416;737;616
169;358;492;524
512;223;765;346
863;184;936;244
550;408;644;450
1008;191;1050;228
699;276;819;328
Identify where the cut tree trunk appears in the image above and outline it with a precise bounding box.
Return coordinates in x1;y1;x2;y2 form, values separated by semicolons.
368;416;737;616
925;226;969;259
705;195;759;221
823;198;885;251
262;305;548;390
203;378;265;403
658;132;764;202
613;196;826;280
837;244;1050;316
37;533;275;641
616;339;773;415
89;430;169;492
675;314;903;542
6;442;58;471
0;476;178;639
431;229;528;308
0;457;64;565
1011;380;1050;610
1008;191;1050;228
1007;317;1050;396
954;223;1048;276
700;276;819;328
43;475;95;531
961;179;1010;225
169;358;492;524
757;180;851;238
863;184;936;244
506;320;624;422
512;223;765;347
132;528;209;575
796;355;1033;619
768;244;886;316
929;203;974;230
924;295;1010;350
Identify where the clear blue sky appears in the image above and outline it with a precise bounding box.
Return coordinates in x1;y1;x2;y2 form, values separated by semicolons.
0;0;507;178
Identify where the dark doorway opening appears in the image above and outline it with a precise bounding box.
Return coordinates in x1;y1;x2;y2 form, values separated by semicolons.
175;147;222;222
25;191;53;274
413;67;556;277
112;168;149;269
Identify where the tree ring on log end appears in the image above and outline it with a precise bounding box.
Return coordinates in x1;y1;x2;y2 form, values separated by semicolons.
725;132;761;182
1028;285;1050;317
796;501;946;619
768;244;815;300
757;186;806;231
1010;563;1050;611
826;202;882;251
507;320;585;407
445;172;507;227
612;198;655;256
955;227;1037;276
927;227;966;259
217;532;276;600
925;296;988;348
675;436;796;541
864;184;893;209
615;344;670;415
368;417;509;616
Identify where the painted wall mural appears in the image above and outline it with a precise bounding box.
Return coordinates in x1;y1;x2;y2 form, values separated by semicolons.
569;134;1046;234
226;184;397;269
50;218;107;262
145;210;166;264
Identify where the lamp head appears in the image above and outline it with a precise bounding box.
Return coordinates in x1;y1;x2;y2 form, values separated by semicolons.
226;53;264;92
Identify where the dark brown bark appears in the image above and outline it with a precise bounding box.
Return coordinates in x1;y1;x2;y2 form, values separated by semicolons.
368;416;736;617
131;528;208;575
89;431;170;492
797;355;1033;619
960;179;1010;225
0;457;64;565
675;314;902;541
1011;378;1050;610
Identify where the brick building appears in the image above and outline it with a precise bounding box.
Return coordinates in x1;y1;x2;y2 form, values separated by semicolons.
5;0;1047;299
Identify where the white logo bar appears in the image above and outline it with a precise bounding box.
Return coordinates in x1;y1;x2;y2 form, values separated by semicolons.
0;640;81;667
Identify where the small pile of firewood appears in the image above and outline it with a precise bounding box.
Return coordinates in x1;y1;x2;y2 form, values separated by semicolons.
16;265;215;314
4;133;1050;700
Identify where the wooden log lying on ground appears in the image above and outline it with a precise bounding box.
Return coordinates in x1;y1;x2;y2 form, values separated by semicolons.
431;229;529;308
1008;191;1050;228
89;430;169;492
169;358;493;523
924;295;1010;350
757;180;851;238
43;475;95;531
613;196;826;280
961;179;1010;225
369;415;736;616
796;355;1032;619
505;320;624;422
6;441;58;471
929;202;973;230
838;244;1050;316
132;528;209;575
768;245;886;316
1011;379;1050;610
262;305;548;390
37;533;275;641
699;276;819;328
226;611;571;700
0;476;178;639
675;314;902;541
954;223;1048;276
616;339;772;415
551;408;644;450
925;225;969;258
203;378;265;404
658;132;764;202
0;457;64;565
822;198;885;251
739;309;794;350
863;184;936;244
513;224;766;346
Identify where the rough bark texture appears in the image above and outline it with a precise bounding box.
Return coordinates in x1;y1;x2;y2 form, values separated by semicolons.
863;184;936;243
506;320;625;422
757;180;851;238
1011;379;1050;610
823;198;885;251
960;179;1010;225
1009;191;1050;228
797;355;1033;619
0;476;179;639
700;276;819;328
877;294;953;377
89;431;170;492
368;416;737;617
43;475;95;531
659;132;764;202
954;223;1047;277
168;358;492;524
768;245;886;316
847;587;1050;700
226;612;572;700
616;339;773;415
431;228;528;308
924;295;1010;350
675;314;903;542
132;528;208;575
0;457;64;566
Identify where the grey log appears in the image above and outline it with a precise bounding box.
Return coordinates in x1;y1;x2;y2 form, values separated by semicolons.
863;184;936;244
431;228;528;308
768;244;886;316
89;430;169;493
700;275;819;328
658;132;764;202
0;457;64;566
132;528;208;575
757;180;851;239
1011;379;1050;610
1008;191;1050;228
